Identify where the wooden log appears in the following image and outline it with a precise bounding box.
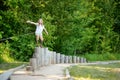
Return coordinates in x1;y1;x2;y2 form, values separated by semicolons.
53;52;56;64
30;58;37;72
83;58;87;63
76;57;80;63
65;56;69;63
73;56;76;63
32;47;38;67
80;57;84;63
48;50;51;65
37;47;44;67
60;54;65;63
68;56;72;63
79;57;81;63
50;51;54;64
41;48;45;66
36;47;41;67
56;53;60;64
33;47;39;58
44;48;49;66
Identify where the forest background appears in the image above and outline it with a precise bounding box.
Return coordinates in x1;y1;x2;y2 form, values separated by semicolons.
0;0;120;62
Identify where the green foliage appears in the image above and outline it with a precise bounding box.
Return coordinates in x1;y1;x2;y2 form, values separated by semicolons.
53;0;120;55
84;53;120;61
0;42;14;63
0;0;120;62
10;34;35;61
0;0;56;62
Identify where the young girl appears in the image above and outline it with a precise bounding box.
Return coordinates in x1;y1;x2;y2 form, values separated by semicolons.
26;18;48;47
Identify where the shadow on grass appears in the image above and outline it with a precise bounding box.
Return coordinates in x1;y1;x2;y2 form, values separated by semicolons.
69;63;120;80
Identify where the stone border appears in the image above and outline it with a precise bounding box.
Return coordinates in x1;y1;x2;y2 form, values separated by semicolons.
80;60;120;65
65;68;75;80
0;64;25;80
65;60;120;80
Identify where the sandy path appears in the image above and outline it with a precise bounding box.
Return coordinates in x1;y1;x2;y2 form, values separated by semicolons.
10;64;73;80
10;60;120;80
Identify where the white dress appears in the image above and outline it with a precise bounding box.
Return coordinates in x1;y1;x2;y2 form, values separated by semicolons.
35;24;44;36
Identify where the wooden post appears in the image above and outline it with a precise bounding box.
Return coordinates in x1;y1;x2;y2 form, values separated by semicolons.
61;54;65;63
40;48;45;66
30;58;37;72
65;56;68;63
77;57;80;63
48;50;51;65
56;53;60;64
33;47;38;58
68;56;72;63
44;48;49;66
50;51;54;64
53;52;56;64
79;57;81;63
83;58;87;63
33;47;41;67
80;57;84;63
73;56;76;63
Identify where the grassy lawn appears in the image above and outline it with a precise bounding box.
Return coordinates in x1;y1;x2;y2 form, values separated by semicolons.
69;63;120;80
0;62;27;74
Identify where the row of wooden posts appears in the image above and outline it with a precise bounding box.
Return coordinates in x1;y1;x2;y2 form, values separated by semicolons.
29;47;87;71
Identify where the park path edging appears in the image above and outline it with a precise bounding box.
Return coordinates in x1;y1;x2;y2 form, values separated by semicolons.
0;64;25;80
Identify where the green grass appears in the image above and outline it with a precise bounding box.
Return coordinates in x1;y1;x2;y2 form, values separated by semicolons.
69;63;120;80
80;53;120;61
0;62;28;74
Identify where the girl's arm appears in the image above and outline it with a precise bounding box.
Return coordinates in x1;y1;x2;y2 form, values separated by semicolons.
26;20;38;25
44;27;48;35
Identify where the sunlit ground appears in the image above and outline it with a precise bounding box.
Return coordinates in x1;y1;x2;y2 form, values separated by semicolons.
69;63;120;80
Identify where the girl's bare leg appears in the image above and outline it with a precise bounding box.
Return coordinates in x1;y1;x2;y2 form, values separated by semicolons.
36;35;39;46
39;35;44;48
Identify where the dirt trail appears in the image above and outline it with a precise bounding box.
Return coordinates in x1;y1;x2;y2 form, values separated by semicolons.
10;64;73;80
10;60;120;80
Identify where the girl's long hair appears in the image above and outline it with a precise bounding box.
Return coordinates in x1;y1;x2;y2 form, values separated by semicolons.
38;18;43;25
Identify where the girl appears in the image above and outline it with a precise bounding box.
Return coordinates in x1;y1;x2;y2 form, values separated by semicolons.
27;18;48;47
